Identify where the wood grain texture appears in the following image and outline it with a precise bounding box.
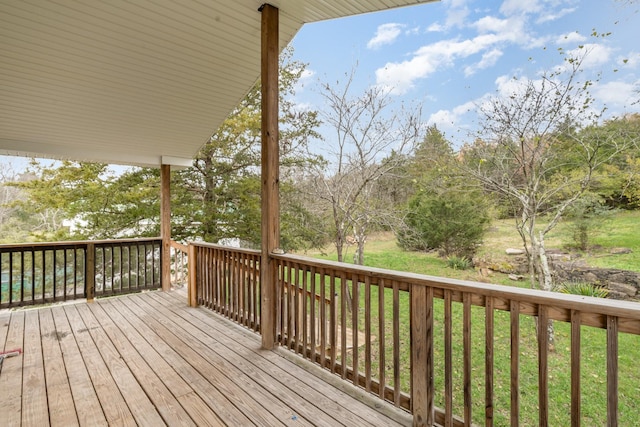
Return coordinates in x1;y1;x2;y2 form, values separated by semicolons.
571;310;581;427
259;2;279;350
161;166;173;292
607;315;618;427
1;289;410;427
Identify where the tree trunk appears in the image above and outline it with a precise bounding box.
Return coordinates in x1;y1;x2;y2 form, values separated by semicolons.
532;234;556;351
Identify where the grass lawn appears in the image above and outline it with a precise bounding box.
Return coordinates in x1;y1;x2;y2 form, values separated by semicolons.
302;210;640;425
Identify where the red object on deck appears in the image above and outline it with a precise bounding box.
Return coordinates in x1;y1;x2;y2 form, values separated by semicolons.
0;348;22;357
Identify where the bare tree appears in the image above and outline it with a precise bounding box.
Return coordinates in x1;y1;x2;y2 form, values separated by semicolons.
463;50;636;347
310;70;422;264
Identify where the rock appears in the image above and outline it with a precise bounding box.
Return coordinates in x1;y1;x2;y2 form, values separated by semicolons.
608;282;637;297
608;290;628;300
508;274;524;281
547;253;571;261
506;248;525;255
582;272;599;284
610;247;633;255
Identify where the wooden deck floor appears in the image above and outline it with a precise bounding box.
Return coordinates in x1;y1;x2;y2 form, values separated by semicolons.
0;289;411;426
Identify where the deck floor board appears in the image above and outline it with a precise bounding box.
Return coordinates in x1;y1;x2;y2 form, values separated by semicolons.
0;289;411;427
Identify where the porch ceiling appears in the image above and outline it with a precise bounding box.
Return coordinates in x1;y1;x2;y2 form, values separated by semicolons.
0;0;434;168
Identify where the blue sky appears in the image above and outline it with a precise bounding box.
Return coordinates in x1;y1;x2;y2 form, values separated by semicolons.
290;0;640;148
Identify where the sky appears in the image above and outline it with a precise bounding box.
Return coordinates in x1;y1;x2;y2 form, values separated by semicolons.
289;0;640;148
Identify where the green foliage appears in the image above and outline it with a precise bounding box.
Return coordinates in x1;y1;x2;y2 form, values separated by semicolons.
564;195;614;250
446;255;472;270
397;191;490;258
11;162;160;240
556;281;610;298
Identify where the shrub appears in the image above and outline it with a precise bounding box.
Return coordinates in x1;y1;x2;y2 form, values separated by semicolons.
565;195;614;251
397;191;490;258
446;255;472;270
556;281;610;298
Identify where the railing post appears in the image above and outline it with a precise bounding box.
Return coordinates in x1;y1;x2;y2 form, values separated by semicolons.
188;243;198;307
411;283;434;426
85;243;95;302
160;164;171;291
259;2;280;350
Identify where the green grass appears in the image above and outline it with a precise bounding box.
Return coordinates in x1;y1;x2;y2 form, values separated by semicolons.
301;211;640;425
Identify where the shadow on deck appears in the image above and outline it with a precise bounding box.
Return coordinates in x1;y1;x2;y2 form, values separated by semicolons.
0;288;411;426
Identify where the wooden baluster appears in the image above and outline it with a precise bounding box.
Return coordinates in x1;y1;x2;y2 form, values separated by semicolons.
310;266;317;362
330;271;337;374
607;315;618;427
510;300;520;427
341;271;348;379
538;305;549;427
352;275;359;387
570;310;581;427
379;278;386;401
444;289;453;427
393;280;400;407
364;275;372;392
464;292;472;426
320;267;327;368
86;243;95;303
485;296;495;427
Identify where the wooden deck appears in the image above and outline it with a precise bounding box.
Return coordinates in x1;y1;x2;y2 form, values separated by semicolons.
0;288;411;426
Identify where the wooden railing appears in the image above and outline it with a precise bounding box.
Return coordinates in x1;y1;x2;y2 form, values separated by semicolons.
0;238;162;308
170;240;189;287
190;246;640;426
190;242;261;332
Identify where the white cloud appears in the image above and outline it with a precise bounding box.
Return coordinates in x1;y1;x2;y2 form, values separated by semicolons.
293;68;315;93
537;7;577;24
428;0;470;32
566;43;614;69
367;23;405;49
472;16;512;34
556;31;587;45
427;22;445;32
593;80;640;109
375;17;529;94
427;101;476;137
500;0;542;17
464;49;504;76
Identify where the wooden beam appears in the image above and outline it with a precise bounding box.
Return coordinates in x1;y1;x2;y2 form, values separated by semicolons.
260;3;280;350
161;164;171;291
188;244;198;307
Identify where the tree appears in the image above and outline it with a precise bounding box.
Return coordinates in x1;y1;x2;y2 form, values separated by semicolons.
462;47;636;347
13;162;161;240
309;70;423;264
174;46;322;249
397;126;490;258
398;190;490;258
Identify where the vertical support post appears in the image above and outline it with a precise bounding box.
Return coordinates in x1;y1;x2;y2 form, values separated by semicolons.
86;243;95;302
260;3;280;350
161;164;171;291
411;283;433;427
188;244;198;307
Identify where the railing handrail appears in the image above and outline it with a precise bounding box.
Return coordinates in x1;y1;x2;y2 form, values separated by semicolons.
0;236;162;251
272;252;640;330
170;240;188;253
189;241;261;256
